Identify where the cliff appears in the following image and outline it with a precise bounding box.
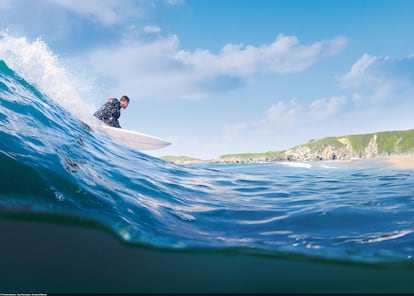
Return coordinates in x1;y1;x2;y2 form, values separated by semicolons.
161;129;414;164
216;129;414;164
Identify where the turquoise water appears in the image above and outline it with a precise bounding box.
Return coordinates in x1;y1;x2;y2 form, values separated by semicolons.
1;59;414;270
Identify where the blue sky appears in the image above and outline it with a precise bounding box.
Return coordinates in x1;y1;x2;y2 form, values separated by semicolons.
1;0;414;159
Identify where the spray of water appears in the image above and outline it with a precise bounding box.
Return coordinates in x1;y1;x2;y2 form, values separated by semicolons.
0;31;96;122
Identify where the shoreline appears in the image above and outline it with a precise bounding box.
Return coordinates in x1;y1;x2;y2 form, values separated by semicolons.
166;155;414;170
318;155;414;170
327;155;414;170
372;155;414;169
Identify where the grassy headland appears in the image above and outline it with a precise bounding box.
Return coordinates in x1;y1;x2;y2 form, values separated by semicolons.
162;129;414;164
160;155;204;165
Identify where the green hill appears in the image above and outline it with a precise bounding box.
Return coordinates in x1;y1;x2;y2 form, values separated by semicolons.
161;129;414;164
217;129;414;163
160;155;203;165
216;150;285;163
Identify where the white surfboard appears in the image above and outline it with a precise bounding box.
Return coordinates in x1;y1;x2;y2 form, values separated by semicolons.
96;125;171;151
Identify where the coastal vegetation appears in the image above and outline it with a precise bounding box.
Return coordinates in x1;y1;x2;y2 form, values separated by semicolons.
160;155;203;165
162;129;414;164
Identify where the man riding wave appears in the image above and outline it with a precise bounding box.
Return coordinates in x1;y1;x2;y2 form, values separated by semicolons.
93;95;130;128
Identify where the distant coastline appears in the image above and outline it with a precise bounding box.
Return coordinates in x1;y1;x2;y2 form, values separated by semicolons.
161;129;414;167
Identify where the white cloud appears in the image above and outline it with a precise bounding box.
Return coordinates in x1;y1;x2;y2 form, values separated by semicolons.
340;54;414;104
340;53;377;88
222;98;303;143
84;33;348;100
219;94;351;155
44;0;148;25
143;25;162;34
85;34;204;99
309;96;347;120
265;99;299;125
175;34;348;76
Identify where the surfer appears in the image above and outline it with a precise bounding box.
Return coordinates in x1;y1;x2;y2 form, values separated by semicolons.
93;95;130;128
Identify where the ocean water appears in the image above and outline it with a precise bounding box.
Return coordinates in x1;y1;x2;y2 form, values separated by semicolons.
1;35;414;292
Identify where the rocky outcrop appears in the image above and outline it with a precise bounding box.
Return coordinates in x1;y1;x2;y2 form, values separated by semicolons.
215;129;414;164
163;129;414;165
283;135;378;161
283;144;346;161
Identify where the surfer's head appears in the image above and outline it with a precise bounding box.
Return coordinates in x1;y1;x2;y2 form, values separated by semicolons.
120;95;130;109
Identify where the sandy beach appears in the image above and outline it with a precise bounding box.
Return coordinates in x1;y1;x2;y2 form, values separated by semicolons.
321;155;414;170
379;155;414;169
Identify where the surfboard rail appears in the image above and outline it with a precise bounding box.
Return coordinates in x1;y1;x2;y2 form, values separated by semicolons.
96;125;171;151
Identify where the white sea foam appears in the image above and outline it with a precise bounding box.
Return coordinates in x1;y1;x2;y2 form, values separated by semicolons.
320;163;338;169
279;161;312;169
0;32;95;121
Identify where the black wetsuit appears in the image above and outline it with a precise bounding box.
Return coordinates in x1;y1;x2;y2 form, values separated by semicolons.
93;98;122;128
